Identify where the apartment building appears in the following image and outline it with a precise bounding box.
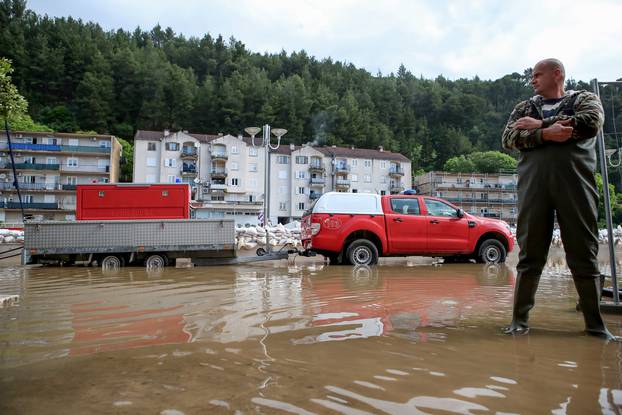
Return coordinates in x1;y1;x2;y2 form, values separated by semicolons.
414;171;518;224
133;130;412;225
0;131;122;224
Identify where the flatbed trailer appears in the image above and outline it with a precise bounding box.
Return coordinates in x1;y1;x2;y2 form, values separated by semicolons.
23;219;290;267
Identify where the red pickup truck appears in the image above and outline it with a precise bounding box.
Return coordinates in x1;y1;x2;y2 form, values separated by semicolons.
301;192;514;265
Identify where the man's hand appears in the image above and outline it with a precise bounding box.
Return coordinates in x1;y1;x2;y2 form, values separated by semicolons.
542;121;573;142
514;116;542;130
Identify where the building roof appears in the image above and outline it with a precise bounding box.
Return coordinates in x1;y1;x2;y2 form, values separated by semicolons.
9;131;116;140
134;130;410;162
134;130;222;143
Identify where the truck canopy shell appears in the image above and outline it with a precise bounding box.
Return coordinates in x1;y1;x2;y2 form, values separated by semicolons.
311;192;384;215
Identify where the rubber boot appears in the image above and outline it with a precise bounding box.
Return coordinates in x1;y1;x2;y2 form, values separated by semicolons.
503;275;540;334
574;277;621;341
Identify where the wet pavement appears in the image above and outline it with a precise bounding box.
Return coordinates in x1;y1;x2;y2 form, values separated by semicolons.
1;249;622;414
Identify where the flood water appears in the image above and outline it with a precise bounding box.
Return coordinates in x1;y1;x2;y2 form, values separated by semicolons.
1;250;622;414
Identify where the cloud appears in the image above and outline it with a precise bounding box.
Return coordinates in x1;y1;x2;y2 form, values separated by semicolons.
27;0;622;81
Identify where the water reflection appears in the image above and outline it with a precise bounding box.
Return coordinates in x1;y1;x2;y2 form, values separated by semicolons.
1;257;621;414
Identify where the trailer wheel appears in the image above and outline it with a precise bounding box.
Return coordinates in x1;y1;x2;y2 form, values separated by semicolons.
100;255;125;268
346;239;378;266
144;254;168;268
477;239;506;264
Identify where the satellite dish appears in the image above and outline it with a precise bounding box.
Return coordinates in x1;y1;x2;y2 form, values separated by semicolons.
193;177;200;183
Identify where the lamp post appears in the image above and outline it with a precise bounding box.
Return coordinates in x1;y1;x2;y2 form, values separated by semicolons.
245;125;287;254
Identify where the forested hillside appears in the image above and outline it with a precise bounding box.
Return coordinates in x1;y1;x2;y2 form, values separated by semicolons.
1;0;620;174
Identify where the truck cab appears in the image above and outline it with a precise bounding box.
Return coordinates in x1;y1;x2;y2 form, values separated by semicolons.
302;192;514;266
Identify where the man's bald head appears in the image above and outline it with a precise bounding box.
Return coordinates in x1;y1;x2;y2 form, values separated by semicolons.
531;58;566;98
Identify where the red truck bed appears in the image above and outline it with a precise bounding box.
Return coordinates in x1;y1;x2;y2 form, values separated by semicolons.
76;183;191;220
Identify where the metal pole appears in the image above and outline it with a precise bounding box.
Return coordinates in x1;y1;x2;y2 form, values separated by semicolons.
593;79;620;304
264;124;271;253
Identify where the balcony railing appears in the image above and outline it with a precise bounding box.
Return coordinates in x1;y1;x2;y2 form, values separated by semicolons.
389;166;404;176
210;167;228;176
309;177;325;185
181;166;197;175
1;162;60;170
0;142;111;153
181;148;198;158
211;151;228;160
1;201;59;210
0;182;76;191
336;178;351;186
210;183;227;190
335;164;350;173
309;162;324;172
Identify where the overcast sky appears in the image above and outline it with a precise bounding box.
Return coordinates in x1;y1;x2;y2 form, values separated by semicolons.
28;0;622;82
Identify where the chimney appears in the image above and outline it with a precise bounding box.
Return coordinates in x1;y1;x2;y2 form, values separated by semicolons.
164;129;170;137
238;134;243;140
290;143;295;150
378;145;384;152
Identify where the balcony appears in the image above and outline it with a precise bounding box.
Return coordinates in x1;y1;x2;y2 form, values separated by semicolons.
309;192;322;200
181;148;198;159
1;201;60;210
0;142;60;152
390;184;404;193
211;151;228;161
336;178;351;188
60;165;109;174
210;167;228;179
389;166;405;177
334;164;350;173
0;182;73;191
0;162;60;171
309;162;324;172
62;184;77;190
59;145;111;154
309;177;325;186
210;183;227;190
181;165;197;176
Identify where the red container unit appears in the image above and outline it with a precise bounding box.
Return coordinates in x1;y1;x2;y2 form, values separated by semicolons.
76;184;191;220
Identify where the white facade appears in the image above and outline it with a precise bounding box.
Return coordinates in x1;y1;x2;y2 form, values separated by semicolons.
133;131;412;225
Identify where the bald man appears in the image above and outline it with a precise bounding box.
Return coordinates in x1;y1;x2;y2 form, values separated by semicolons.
502;58;619;340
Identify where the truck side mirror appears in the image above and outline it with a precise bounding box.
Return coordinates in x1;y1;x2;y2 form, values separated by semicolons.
457;208;465;218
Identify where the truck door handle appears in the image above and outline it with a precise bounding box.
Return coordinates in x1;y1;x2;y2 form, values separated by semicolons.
430;219;439;224
393;218;403;222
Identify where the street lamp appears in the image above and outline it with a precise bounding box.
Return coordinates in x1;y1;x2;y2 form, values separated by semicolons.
245;125;287;254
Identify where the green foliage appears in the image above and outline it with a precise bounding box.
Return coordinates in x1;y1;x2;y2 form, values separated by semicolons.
0;56;27;121
444;151;517;173
117;137;133;182
596;173;618;228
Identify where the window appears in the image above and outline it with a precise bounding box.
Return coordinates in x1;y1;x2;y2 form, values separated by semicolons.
352;189;358;193
68;138;79;146
278;170;288;180
277;155;289;164
165;142;179;151
168;175;176;183
24;156;35;164
364;175;371;183
99;140;110;148
231;178;239;186
148;142;157;151
424;199;458;217
98;159;108;169
391;198;421;215
66;176;77;185
381;161;387;169
24;195;33;203
249;147;258;157
231;146;239;154
297;187;305;195
296;170;306;179
248;163;257;172
364;160;372;168
279;202;287;211
46;137;59;145
230;161;239;170
164;158;176;167
47;157;57;165
298;202;305;210
351;174;358;182
380;190;386;196
147;157;156;167
295;156;308;164
146;174;156;183
351;159;357;167
67;158;78;167
279;185;287;194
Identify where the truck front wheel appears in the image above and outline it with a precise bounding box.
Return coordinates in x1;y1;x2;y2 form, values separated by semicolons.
346;239;379;266
477;240;506;264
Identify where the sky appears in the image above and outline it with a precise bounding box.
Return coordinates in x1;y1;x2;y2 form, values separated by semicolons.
27;0;622;82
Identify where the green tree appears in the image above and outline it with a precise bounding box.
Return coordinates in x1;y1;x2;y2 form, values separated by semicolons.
469;151;517;173
0;56;27;123
117;137;133;182
444;155;476;173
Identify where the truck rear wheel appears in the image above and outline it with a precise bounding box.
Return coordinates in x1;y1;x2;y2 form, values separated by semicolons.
346;239;378;266
100;254;125;268
477;240;506;264
144;254;168;268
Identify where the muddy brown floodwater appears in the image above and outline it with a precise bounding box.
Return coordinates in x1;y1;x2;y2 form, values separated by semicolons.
1;249;622;414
